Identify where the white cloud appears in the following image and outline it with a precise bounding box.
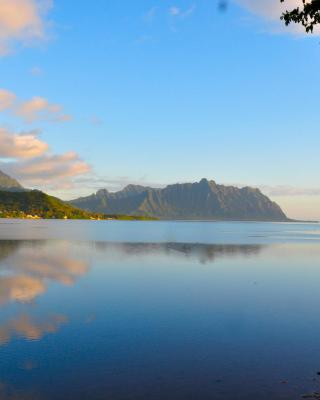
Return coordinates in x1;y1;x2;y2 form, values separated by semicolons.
0;88;72;123
169;4;196;19
236;0;320;35
237;0;299;20
181;4;196;18
0;127;48;158
15;96;72;123
0;86;88;191
2;152;91;188
0;126;91;190
0;0;53;55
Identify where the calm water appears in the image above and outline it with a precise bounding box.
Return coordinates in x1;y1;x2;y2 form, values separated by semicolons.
0;220;320;399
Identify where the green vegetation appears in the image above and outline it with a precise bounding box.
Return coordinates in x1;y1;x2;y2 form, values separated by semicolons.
0;190;156;220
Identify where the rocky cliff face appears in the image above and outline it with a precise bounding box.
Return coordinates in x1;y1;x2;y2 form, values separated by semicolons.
70;178;288;221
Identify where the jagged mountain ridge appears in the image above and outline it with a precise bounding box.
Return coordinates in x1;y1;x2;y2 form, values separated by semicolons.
70;178;288;221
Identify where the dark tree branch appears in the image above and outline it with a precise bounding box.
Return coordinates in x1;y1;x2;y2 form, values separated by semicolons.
280;0;320;33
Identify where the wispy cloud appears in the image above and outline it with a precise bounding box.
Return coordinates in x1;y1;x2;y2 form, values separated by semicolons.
89;115;103;126
30;66;43;76
0;0;53;55
0;88;72;123
169;6;181;16
144;6;158;23
169;4;196;19
15;96;72;123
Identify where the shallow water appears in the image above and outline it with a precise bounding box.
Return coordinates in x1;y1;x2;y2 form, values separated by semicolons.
0;220;320;399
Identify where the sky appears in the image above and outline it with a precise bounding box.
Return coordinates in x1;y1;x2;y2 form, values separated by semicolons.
0;0;320;220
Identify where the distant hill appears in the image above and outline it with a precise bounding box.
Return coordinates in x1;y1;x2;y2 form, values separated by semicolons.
0;190;94;219
0;170;155;220
70;178;289;221
0;170;86;219
0;171;23;191
0;189;156;220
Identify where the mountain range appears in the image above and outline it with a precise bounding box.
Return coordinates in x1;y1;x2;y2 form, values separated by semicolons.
70;178;289;221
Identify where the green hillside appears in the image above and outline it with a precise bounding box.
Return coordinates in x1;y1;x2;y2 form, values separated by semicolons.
0;190;92;219
0;190;155;220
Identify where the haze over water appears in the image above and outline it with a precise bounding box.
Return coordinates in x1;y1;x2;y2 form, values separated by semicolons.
0;220;320;399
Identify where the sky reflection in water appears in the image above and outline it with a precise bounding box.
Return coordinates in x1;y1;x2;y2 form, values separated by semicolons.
0;223;320;399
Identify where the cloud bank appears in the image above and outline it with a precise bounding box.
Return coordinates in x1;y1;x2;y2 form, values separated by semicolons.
0;130;91;189
0;126;90;190
4;152;91;188
0;0;53;55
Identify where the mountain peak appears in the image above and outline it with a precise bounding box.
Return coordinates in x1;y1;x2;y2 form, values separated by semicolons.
96;189;109;196
0;170;23;191
122;184;148;193
198;178;217;187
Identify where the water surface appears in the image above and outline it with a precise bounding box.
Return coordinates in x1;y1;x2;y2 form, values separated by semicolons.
0;220;320;399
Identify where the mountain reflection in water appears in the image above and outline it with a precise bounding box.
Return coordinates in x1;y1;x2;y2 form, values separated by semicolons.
0;238;277;400
0;240;265;347
93;241;265;263
0;223;320;400
0;241;265;305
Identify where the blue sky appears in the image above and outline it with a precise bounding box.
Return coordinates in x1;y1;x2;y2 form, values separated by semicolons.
0;0;320;219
